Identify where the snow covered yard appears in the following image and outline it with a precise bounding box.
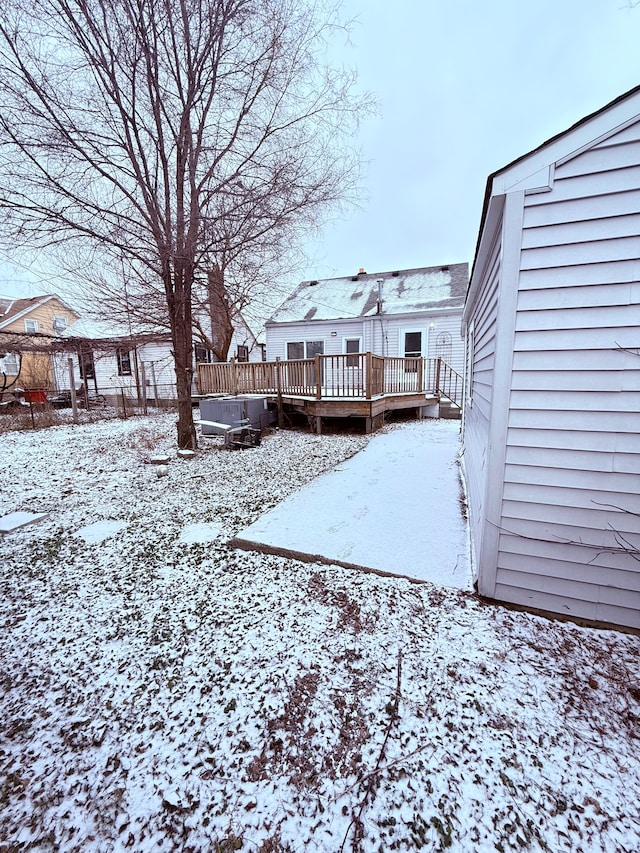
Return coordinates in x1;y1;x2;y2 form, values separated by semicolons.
1;413;639;852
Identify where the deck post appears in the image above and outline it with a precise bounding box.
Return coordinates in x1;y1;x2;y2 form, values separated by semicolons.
365;352;372;400
275;357;284;428
233;359;239;397
315;354;322;400
435;357;441;394
417;357;423;392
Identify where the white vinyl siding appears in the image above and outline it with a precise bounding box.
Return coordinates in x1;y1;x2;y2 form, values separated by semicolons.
265;313;465;375
462;216;503;577
490;117;640;628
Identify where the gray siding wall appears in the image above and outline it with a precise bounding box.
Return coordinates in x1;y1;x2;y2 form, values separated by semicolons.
494;119;640;628
462;220;502;578
266;312;465;374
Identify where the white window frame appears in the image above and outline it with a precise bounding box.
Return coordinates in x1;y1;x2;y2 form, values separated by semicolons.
398;327;426;358
1;352;19;373
286;340;324;359
53;316;67;333
24;318;38;333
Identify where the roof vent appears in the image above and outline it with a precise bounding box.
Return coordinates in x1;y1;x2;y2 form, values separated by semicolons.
440;266;449;272
309;280;318;286
392;270;399;277
351;275;359;281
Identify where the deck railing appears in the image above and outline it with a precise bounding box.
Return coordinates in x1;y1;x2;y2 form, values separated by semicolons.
197;353;463;404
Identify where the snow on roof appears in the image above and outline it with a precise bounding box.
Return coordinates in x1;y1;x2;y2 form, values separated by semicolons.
268;263;469;324
61;317;129;339
61;317;168;341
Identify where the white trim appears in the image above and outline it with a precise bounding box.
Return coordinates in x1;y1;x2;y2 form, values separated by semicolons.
492;97;640;196
342;336;362;353
24;318;38;333
1;352;19;373
398;326;427;358
464;195;506;326
476;190;525;599
285;338;326;360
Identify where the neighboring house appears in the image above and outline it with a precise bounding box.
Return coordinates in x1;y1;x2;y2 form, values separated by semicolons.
58;318;176;404
194;310;265;365
0;293;79;395
59;311;264;404
265;263;469;375
462;85;640;630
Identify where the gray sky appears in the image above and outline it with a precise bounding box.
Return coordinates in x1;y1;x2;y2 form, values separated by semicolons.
1;0;639;309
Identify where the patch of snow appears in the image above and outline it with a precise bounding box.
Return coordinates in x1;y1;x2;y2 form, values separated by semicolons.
0;510;48;533
179;521;222;544
75;519;128;544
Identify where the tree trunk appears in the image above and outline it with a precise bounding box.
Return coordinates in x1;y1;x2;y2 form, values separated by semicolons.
167;269;197;450
208;265;234;362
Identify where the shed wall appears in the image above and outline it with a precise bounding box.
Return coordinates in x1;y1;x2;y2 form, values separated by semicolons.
462;218;503;579
494;119;640;627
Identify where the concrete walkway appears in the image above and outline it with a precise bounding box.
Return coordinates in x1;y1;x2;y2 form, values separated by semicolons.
232;420;473;590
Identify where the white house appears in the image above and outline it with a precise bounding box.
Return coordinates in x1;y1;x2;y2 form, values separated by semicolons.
57;318;177;404
462;85;640;630
265;263;469;376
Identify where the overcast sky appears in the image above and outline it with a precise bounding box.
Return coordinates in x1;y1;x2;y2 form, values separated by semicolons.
1;0;639;308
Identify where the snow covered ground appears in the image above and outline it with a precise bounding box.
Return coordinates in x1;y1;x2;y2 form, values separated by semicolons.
1;412;640;852
234;421;471;589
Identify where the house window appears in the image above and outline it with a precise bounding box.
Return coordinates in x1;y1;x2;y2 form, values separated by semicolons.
79;347;95;380
1;352;19;374
24;318;38;333
344;337;362;367
236;344;249;362
116;348;132;376
53;316;67;334
401;330;424;373
287;341;304;360
194;343;213;363
287;340;324;359
403;331;423;358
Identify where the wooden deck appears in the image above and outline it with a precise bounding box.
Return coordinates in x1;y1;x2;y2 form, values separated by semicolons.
196;353;463;433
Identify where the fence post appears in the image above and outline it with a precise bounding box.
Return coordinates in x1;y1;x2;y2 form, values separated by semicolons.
315;354;322;400
150;362;159;407
121;388;127;418
67;357;79;423
140;362;148;415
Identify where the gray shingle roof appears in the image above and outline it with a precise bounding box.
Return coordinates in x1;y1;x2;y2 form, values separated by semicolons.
268;263;469;324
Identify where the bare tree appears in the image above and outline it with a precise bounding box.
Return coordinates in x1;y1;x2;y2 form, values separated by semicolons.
0;0;369;447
